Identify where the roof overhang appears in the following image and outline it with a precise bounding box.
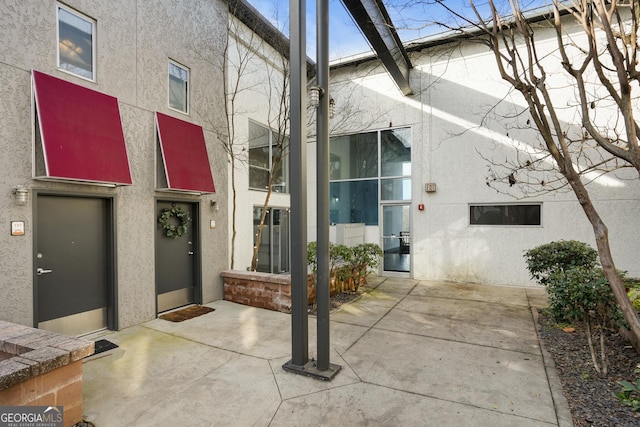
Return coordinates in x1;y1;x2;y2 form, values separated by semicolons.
228;0;316;77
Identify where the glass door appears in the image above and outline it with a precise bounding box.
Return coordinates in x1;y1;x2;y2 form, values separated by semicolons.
381;204;411;274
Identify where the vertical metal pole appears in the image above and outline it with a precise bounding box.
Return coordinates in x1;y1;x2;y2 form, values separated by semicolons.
284;0;339;381
316;0;330;371
289;0;308;367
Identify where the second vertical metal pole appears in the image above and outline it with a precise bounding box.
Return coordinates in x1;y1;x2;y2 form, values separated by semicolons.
316;0;330;372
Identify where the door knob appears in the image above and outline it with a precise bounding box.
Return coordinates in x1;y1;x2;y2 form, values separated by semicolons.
37;267;53;275
188;251;194;255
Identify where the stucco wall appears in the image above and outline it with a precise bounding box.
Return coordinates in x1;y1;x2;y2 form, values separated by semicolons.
0;0;229;329
326;21;640;286
226;16;293;272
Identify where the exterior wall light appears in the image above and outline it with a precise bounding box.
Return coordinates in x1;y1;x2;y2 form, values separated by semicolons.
309;86;322;108
309;86;336;118
12;185;29;206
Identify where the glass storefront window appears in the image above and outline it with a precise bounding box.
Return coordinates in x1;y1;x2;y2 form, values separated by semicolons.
329;127;411;225
329;180;378;225
330;132;378;180
381;128;411;177
381;178;412;201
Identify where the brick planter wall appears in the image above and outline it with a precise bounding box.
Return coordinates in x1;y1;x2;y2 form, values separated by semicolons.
0;361;83;425
221;270;315;313
0;321;94;427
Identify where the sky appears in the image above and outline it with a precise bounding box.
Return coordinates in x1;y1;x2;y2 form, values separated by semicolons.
247;0;553;60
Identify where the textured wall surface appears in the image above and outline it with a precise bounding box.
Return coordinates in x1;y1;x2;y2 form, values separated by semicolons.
0;0;229;329
0;64;33;325
326;19;640;286
226;19;293;272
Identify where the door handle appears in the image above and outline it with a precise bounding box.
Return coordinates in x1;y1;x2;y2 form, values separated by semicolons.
37;267;53;275
188;251;194;255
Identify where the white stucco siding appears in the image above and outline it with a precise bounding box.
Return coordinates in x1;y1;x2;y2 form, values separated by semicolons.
327;20;640;286
226;16;293;271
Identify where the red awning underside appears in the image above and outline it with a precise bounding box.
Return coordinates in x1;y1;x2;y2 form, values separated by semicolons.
33;71;132;185
156;112;216;193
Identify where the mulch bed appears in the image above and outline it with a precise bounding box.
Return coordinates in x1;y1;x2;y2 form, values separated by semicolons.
537;312;640;426
307;289;364;315
159;305;215;322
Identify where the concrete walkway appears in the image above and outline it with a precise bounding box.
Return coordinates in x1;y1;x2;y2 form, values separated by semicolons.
81;277;573;426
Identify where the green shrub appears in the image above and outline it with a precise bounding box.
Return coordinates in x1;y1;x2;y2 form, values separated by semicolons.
524;241;621;376
307;241;318;274
546;266;619;324
352;243;383;290
626;279;640;311
352;243;383;270
524;240;599;286
330;244;354;270
307;242;382;292
548;266;621;375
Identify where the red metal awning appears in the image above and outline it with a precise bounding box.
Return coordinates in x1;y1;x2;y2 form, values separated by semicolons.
32;70;132;185
156;112;216;193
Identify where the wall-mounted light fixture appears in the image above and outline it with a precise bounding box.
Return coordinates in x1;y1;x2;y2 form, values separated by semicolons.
309;86;336;119
12;186;29;206
210;200;219;212
309;86;322;108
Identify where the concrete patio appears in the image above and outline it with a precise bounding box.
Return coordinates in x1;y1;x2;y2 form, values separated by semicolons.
81;277;573;426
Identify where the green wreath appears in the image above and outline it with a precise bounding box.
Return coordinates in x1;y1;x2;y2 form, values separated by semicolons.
158;206;192;238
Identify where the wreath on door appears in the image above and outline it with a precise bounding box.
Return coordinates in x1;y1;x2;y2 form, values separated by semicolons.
158;205;192;238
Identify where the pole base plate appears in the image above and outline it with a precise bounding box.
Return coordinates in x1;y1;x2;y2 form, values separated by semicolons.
282;358;342;381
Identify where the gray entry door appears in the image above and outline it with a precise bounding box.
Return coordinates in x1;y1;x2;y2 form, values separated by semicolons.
156;201;196;312
36;195;110;336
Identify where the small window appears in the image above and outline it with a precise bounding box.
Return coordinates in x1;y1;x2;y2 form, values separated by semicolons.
470;204;541;226
248;121;289;193
168;61;189;113
253;207;290;273
57;4;96;80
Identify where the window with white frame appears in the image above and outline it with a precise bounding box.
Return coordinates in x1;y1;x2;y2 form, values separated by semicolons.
248;121;289;193
329;127;411;225
469;204;542;226
57;4;95;80
253;207;290;273
168;61;189;113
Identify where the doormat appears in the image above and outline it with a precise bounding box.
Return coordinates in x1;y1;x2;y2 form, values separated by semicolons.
159;305;215;322
91;339;119;356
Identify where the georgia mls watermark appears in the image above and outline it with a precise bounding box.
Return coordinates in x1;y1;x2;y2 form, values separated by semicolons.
0;406;63;427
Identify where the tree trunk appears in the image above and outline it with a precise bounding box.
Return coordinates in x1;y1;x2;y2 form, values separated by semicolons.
250;199;270;271
585;320;602;375
230;156;237;269
567;173;640;354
